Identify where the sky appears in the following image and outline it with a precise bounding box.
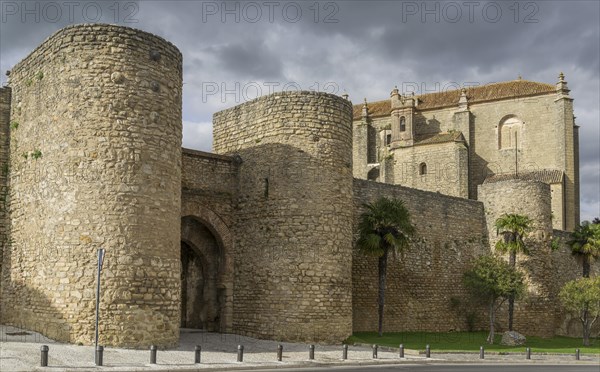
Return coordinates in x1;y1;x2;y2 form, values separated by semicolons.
0;0;598;222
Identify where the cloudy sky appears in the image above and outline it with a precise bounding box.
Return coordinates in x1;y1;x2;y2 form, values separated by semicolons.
1;0;598;221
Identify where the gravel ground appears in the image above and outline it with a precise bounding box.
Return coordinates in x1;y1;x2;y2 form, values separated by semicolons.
0;325;597;371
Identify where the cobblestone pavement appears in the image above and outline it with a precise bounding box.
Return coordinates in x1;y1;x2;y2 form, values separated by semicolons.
1;326;598;371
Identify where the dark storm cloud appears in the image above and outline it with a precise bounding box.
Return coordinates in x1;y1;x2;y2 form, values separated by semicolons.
208;40;284;80
1;0;598;220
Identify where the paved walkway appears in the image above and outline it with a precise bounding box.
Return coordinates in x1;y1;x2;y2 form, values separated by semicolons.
0;325;598;371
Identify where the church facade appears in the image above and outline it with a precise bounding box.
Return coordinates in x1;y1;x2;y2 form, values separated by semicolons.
353;78;579;231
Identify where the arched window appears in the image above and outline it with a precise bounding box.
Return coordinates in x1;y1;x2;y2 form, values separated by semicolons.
400;116;406;132
419;162;427;175
498;116;523;150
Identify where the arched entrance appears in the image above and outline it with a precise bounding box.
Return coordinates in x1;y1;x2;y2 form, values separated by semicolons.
180;216;224;331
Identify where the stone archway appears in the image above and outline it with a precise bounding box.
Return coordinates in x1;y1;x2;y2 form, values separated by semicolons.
180;217;222;331
180;202;234;333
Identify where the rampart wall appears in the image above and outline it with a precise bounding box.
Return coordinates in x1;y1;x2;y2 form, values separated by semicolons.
0;87;10;294
352;179;489;333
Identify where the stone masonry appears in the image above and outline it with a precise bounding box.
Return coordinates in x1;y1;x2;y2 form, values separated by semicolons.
0;24;594;348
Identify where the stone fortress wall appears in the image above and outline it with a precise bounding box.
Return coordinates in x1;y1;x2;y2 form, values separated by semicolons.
0;24;595;348
352;179;489;333
0;88;10;290
0;24;183;347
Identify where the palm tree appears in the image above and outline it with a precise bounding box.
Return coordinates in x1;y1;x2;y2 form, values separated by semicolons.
494;213;532;331
356;196;415;337
568;221;600;278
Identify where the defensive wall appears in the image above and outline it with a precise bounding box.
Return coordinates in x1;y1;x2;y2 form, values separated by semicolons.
0;23;595;348
352;179;488;333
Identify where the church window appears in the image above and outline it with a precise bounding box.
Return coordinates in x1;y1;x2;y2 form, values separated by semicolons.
498;116;523;150
419;162;427;175
386;134;392;145
400;116;406;132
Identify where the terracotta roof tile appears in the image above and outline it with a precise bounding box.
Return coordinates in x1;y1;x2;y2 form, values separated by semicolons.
353;80;556;119
483;169;564;184
414;131;465;146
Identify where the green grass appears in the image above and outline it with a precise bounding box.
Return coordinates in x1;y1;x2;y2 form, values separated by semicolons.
346;331;600;354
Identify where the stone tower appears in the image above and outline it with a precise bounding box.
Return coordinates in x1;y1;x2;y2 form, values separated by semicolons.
479;179;556;336
213;91;355;342
0;24;183;347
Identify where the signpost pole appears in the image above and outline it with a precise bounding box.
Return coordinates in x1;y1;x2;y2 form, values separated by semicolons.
95;249;105;348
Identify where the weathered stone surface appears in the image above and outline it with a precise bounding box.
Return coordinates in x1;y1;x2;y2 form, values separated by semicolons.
1;24;182;348
501;331;527;346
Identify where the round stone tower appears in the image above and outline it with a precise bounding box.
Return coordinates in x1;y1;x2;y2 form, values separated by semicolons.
478;179;556;336
213;91;354;342
2;24;182;347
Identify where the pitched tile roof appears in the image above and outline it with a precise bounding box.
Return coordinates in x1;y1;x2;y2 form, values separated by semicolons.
483;169;564;184
414;131;465;146
353;80;556;119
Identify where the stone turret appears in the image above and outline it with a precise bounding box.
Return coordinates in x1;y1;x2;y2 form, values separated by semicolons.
0;24;183;348
213;91;354;343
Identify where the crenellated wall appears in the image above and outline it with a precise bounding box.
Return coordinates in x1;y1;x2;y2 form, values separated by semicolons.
1;24;183;348
213;91;355;343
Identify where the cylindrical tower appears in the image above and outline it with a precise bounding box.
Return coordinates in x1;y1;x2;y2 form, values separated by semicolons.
478;179;556;336
213;91;354;342
2;24;182;347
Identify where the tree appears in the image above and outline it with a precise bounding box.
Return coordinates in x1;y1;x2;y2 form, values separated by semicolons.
592;217;600;225
463;255;525;344
494;213;532;331
356;196;415;337
559;277;600;346
568;221;600;278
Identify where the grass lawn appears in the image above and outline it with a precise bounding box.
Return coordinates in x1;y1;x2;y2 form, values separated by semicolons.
346;331;600;354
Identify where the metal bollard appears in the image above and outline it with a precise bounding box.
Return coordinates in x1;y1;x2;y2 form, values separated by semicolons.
479;346;484;359
277;344;283;361
425;344;431;358
195;345;201;364
237;345;244;362
95;345;104;366
309;344;315;360
575;348;580;361
526;347;531;360
150;345;157;364
372;344;378;359
40;345;49;367
399;344;404;358
342;344;348;360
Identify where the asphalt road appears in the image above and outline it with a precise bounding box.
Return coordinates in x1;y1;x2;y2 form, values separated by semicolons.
241;365;600;372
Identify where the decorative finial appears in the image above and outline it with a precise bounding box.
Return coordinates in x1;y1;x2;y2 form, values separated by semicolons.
559;72;565;82
363;97;368;105
461;87;467;94
518;74;522;80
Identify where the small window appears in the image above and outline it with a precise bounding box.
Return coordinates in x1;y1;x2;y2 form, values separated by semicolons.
400;116;406;132
419;162;427;175
385;134;392;145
